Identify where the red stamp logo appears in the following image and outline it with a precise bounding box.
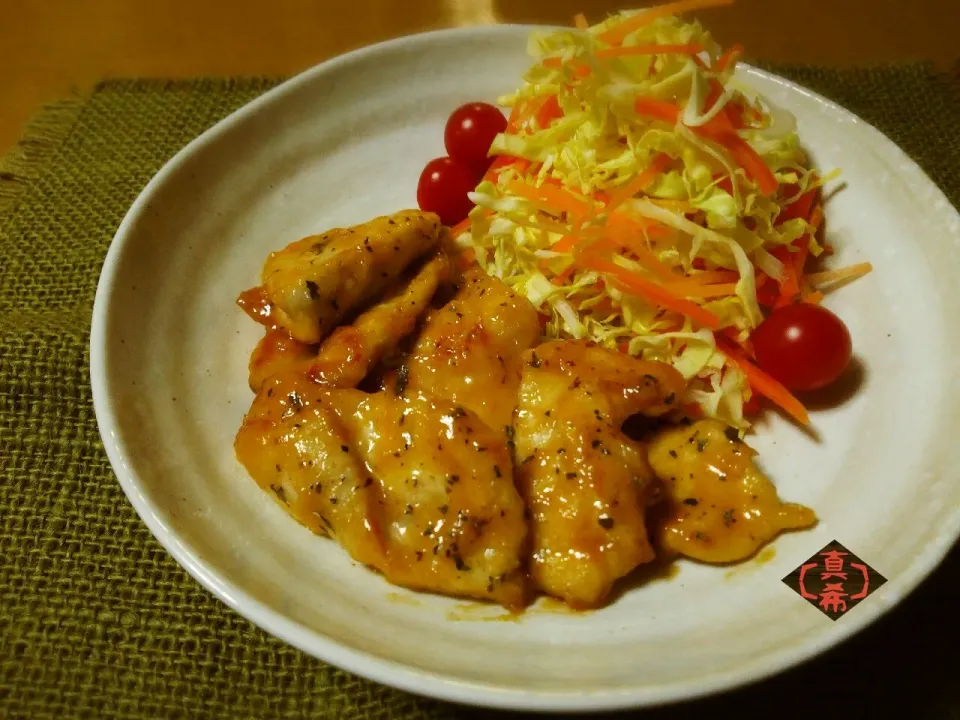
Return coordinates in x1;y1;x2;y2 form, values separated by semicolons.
782;540;886;620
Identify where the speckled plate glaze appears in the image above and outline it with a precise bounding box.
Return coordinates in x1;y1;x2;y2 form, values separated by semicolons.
90;26;960;711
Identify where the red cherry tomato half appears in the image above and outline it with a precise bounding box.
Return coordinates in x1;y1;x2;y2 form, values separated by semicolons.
751;303;853;393
444;102;507;174
416;156;477;227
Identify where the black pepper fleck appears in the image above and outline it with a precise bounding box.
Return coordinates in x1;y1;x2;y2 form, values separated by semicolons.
395;364;409;396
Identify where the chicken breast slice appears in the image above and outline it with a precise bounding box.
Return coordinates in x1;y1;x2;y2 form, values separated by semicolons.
247;328;316;393
246;251;452;392
234;372;529;610
513;340;685;608
406;265;541;433
646;419;817;563
309;251;452;388
255;210;442;344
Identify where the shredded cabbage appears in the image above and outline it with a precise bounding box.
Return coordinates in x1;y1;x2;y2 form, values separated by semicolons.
458;9;840;429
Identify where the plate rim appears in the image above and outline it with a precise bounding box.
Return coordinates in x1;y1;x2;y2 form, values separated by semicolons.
89;23;960;711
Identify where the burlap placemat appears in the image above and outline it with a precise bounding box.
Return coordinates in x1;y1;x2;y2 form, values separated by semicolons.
0;65;958;719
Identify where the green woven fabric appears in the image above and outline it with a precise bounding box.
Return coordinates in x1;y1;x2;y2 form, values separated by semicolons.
0;65;958;719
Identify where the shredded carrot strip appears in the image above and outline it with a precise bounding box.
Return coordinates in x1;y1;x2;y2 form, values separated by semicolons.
634;98;681;124
803;291;825;305
506;96;553;135
505;101;531;133
664;282;738;299
605;212;670;240
551;235;579;252
714;43;743;72
718;338;810;426
809;204;824;230
634;96;777;195
581;228;678;282
449;217;471;237
505;180;594;217
551;263;577;285
648;198;695;212
710;131;779;195
574;13;589;29
482;156;510;182
605;153;673;213
771;247;799;307
719;326;753;357
535;95;563;129
778;189;816;224
574;214;672;254
542;57;592;77
688;269;739;285
595;43;704;59
807;262;873;288
597;0;735;45
482;156;532;183
579;256;721;329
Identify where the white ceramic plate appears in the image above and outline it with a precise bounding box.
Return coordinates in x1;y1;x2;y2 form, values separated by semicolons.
90;26;960;712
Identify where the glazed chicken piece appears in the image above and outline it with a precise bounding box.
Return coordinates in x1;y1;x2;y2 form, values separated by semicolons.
513;340;686;608
647;419;817;563
309;251;452;387
251;210;442;344
234;372;529;609
246;251;452;392
406;265;540;433
248;329;316;393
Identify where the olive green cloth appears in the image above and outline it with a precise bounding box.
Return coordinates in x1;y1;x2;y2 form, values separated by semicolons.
0;65;958;719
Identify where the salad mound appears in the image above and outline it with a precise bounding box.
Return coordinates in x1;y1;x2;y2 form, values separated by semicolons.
451;1;871;430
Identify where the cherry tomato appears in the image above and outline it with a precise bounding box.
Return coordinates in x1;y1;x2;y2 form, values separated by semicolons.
444;102;507;174
751;303;853;393
416;156;477;227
